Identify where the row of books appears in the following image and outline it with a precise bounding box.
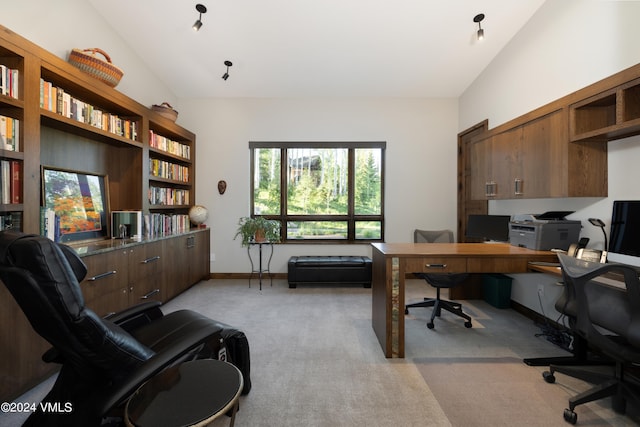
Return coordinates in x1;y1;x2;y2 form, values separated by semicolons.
148;186;190;206
144;213;190;237
40;79;138;140
149;130;191;160
0;159;21;204
0;115;19;151
0;211;21;231
149;158;189;183
0;64;19;99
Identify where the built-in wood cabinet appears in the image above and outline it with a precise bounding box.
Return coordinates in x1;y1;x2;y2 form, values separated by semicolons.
0;25;210;402
570;77;640;142
469;109;608;200
164;230;210;301
0;24;196;234
80;240;165;317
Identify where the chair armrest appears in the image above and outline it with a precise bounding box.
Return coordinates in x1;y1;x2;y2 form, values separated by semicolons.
94;317;224;415
104;301;164;332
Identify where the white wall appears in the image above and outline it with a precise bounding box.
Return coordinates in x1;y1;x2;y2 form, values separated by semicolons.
459;0;640;317
176;98;459;273
3;0;176;108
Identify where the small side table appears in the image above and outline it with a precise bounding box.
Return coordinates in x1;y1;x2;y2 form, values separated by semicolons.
247;241;274;290
125;359;243;427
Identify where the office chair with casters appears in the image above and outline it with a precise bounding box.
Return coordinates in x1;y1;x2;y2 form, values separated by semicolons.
405;229;472;329
0;230;251;426
543;254;640;424
523;275;611;368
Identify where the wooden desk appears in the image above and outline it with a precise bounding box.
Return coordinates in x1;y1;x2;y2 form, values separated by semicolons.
371;243;558;358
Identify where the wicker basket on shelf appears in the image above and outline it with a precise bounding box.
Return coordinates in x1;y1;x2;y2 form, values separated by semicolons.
151;102;179;122
68;48;123;87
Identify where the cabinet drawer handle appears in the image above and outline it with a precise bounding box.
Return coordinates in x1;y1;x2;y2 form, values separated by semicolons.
425;264;446;269
186;236;195;249
88;270;117;281
514;178;524;195
141;255;161;264
141;289;161;299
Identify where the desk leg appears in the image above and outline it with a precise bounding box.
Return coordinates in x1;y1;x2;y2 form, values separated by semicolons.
371;252;404;358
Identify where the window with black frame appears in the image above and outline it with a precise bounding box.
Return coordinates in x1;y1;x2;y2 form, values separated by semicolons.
249;141;385;243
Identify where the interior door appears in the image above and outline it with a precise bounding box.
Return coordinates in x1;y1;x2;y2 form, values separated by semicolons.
457;121;489;242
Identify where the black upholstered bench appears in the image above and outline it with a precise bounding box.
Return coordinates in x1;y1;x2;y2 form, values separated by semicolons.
287;256;372;288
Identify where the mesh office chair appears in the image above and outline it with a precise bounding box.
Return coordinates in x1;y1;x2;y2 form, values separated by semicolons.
543;254;640;424
405;229;472;329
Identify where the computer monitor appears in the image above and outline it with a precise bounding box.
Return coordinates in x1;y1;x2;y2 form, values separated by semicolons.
465;214;511;242
607;200;640;267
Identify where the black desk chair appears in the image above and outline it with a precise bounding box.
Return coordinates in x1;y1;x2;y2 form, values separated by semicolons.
524;270;609;368
0;230;250;426
543;254;640;424
405;229;472;329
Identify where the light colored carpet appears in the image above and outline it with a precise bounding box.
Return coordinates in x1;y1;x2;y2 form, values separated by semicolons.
163;278;639;427
3;278;639;426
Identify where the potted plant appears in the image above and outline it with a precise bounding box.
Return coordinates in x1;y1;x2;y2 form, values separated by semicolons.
234;216;281;246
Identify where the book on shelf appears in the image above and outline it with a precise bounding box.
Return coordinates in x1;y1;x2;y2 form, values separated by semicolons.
148;186;190;206
10;160;21;203
39;78;138;141
149;158;189;182
0;159;22;204
0;159;10;204
0;115;20;151
0;64;19;99
144;213;190;237
149;130;191;159
0;211;22;231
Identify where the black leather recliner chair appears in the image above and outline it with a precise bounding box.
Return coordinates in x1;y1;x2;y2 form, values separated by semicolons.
0;230;250;426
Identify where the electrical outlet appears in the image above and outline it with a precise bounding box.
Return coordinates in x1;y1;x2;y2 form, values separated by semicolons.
537;284;544;296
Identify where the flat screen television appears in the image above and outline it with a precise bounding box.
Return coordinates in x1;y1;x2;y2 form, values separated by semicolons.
41;166;110;243
466;214;511;242
607;200;640;267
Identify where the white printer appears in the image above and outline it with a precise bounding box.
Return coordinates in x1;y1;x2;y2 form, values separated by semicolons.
509;211;582;251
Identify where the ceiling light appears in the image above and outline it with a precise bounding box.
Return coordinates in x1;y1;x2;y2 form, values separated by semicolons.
474;13;485;41
222;60;232;81
192;4;207;31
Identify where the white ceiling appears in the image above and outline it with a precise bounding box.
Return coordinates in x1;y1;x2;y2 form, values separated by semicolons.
88;0;545;99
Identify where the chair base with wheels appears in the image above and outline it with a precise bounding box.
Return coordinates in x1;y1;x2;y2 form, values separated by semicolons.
405;272;472;329
541;254;640;425
406;229;472;330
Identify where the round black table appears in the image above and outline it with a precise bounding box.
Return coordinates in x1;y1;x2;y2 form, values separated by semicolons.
125;359;243;427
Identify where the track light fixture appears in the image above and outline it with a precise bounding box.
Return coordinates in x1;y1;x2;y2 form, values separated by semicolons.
192;4;207;31
474;13;485;41
222;60;232;81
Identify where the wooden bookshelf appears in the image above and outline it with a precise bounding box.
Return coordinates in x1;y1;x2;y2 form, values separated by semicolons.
0;24;197;234
0;25;206;401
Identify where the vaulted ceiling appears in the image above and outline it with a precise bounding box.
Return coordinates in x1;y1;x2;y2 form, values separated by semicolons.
89;0;545;98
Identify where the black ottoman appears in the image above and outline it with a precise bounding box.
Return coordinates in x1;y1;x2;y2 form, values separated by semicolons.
287;256;372;288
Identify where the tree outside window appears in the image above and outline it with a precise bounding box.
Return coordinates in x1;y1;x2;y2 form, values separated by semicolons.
250;142;385;243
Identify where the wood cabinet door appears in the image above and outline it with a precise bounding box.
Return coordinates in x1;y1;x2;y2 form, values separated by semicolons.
189;230;210;285
80;250;129;316
469;137;492;200
127;241;164;304
491;127;523;199
162;236;190;300
519;111;565;198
